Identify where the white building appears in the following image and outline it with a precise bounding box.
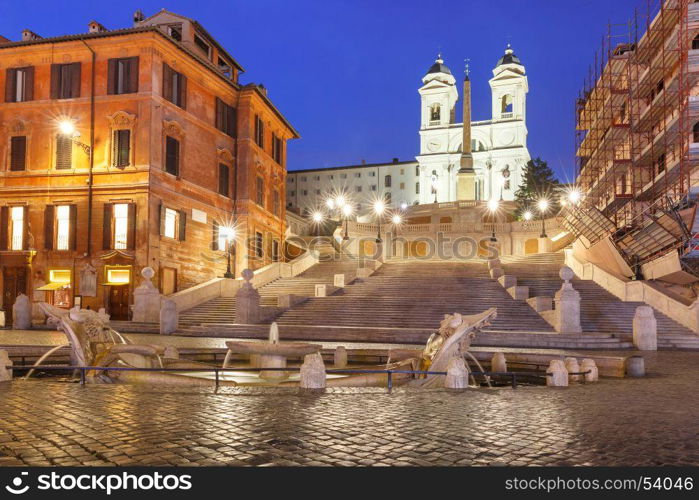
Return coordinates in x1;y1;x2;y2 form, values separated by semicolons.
286;46;531;215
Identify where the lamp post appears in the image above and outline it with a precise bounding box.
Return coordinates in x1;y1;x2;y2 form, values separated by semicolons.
311;211;324;237
342;203;352;241
58;120;91;155
221;226;236;279
487;198;499;242
537;199;549;238
374;200;385;243
568;189;581;205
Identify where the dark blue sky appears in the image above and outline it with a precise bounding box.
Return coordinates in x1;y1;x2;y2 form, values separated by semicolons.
1;0;642;181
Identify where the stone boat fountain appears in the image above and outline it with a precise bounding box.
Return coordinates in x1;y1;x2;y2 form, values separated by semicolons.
34;302;497;388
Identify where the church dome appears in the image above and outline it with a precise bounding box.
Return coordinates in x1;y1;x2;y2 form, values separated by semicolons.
426;55;452;76
496;45;523;67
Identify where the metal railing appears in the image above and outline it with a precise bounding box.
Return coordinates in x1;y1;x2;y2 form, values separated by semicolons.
5;365;541;392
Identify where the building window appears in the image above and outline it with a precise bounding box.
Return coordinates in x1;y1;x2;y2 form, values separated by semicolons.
5;66;34;102
50;63;81;99
112;129;131;168
340;173;347;179
255;231;263;258
103;203;136;250
56;135;72;170
254;115;265;148
272;134;283;164
416;182;420;194
54;205;72;250
215;98;237;137
356;186;362;192
167;24;182;41
371;185;377;191
273;190;280;216
163;63;186;108
10;136;26;171
386;192;392;203
400;182;405;190
355;172;361;178
385;175;392;187
693;122;699;143
315;189;320;195
302;190;308;196
10;206;25;250
290;190;295;197
369;171;375;177
256;177;265;206
272;239;280;262
693;34;699;50
194;34;211;59
163;208;180;239
107;57;139;95
416;165;420;176
165;136;180;176
501;95;513;114
218;163;230;197
301;176;307;182
655;153;666;175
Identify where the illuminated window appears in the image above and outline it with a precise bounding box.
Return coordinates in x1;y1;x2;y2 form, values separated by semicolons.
107;268;130;284
113;203;129;249
164;208;178;239
55;205;71;250
10;206;24;250
49;269;71;284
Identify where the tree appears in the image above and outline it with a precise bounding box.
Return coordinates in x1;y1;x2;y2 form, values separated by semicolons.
514;157;560;218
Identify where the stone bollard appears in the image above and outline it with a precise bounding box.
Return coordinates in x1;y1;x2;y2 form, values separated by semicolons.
163;346;180;359
626;356;645;377
132;267;162;322
632;306;657;351
236;269;261;324
581;358;599;382
491;352;507;373
445;357;470;389
12;293;32;329
334;346;348;369
554;267;582;333
300;353;326;389
160;298;179;335
546;359;568;387
564;357;581;383
0;350;12;382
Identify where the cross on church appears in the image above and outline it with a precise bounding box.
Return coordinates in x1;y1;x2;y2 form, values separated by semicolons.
464;58;470;77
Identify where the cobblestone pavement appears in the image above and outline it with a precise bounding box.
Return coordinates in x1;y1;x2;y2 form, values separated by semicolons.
1;351;698;467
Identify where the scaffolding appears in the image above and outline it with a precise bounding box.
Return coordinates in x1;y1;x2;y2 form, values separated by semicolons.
571;0;699;266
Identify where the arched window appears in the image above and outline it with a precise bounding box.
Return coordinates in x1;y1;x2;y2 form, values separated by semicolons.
384;174;391;187
693;34;699;50
501;95;513;114
430;103;441;122
693;122;699;143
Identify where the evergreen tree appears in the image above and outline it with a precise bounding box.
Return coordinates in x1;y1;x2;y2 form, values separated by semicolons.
514;157;560;218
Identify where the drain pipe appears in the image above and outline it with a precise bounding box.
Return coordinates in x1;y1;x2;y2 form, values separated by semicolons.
80;38;96;257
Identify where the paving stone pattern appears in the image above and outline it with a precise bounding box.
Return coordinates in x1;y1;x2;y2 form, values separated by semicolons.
0;352;698;466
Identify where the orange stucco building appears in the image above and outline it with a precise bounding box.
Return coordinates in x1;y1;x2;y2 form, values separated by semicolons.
0;9;298;322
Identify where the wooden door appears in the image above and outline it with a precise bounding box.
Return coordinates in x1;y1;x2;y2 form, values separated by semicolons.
2;266;27;325
108;285;130;321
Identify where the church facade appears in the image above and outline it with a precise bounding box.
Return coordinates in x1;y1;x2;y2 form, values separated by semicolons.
286;46;531;215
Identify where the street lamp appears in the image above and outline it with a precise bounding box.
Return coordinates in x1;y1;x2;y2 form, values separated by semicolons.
221;226;236;278
537;198;549;238
58;119;91;155
568;189;581;205
342;203;352;241
487;198;499;242
523;210;533;221
311;211;324;237
374;200;385;243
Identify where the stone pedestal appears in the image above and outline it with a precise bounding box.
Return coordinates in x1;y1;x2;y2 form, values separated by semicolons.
160;298;178;335
538;237;553;253
334;346;348;368
315;284;327;297
547;359;568;387
633;306;657;351
445;357;469;389
581;358;599;382
300;353;326;389
235;269;261;324
12;294;32;330
259;354;288;380
0;350;12;382
132;267;162;323
554;267;582;333
564;357;581;383
333;274;345;288
626;356;645;377
491;352;507;373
